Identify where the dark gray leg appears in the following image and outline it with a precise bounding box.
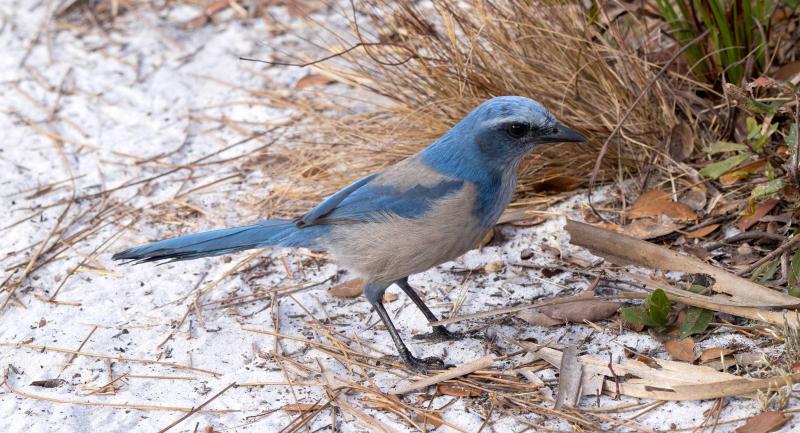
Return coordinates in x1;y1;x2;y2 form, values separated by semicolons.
395;277;461;341
364;281;444;372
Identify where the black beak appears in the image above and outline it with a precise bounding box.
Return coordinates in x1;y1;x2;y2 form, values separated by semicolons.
540;123;586;144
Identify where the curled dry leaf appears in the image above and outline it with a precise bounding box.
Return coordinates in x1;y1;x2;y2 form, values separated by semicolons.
737;198;779;231
531;175;583;193
685;223;720;239
699;347;736;363
517;309;562;327
628;190;698;221
538;300;622;323
295;73;336;89
665;338;697;363
437;383;482;397
719;159;766;186
668;123;695;162
623;216;682;239
328;278;363;297
735;411;790;433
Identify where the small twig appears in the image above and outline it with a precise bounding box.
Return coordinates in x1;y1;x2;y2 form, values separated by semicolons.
738;235;800;276
240;41;414;68
157;382;237;433
392;355;497;395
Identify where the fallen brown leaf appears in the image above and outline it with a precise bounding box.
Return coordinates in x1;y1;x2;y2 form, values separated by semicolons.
623;216;682;239
538;299;622;323
437;383;482;397
532;175;583;193
773;59;800;81
735;411;790;433
699;347;736;363
328;279;363;297
295;74;336;89
685;224;720;239
517;309;562;327
738;198;779;231
665;338;697;363
383;292;398;302
720;159;766;186
668;123;694;162
628;190;698;221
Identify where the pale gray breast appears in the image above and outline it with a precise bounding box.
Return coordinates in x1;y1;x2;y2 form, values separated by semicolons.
323;182;488;284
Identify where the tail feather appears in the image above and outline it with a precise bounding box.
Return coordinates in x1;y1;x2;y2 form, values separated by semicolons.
112;220;328;263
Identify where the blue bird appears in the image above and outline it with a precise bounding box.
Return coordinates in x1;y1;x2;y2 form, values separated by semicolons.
113;96;585;371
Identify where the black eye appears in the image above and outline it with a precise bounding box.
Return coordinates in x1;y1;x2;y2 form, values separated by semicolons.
506;122;529;139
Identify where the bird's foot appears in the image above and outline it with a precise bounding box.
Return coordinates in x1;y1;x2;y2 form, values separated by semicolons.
402;354;446;373
413;325;464;342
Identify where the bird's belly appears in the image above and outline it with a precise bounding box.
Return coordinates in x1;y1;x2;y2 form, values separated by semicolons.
323;187;488;283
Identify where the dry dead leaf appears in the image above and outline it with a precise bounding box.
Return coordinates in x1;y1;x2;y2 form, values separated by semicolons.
437;383;481;397
554;346;582;409
738;198;779;231
685;224;720;239
680;184;708;211
735;411;790;433
295;74;336;89
538;300;622;323
383;292;398;302
668;123;695;162
282;402;320;412
623;216;682;239
517;309;562;327
665;338;697;363
720;159;766;186
773;60;800;82
328;279;363;297
532;175;583;193
628;190;698;221
699;347;736;363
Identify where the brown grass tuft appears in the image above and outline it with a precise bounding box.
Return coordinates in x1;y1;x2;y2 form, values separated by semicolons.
264;0;698;211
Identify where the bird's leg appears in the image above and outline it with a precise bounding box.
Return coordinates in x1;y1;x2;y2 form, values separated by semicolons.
395;277;462;342
365;282;444;372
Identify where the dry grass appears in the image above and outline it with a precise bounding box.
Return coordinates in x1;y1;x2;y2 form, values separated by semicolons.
258;0;700;212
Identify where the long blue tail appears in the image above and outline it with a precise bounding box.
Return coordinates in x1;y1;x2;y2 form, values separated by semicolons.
112;220;329;263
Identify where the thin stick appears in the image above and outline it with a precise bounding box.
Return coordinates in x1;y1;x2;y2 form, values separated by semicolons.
157;382;237;433
392;355;496;395
2;342;220;376
738;234;800;276
59;325;97;376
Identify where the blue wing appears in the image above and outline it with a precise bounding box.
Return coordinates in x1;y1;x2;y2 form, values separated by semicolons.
295;164;465;226
295;173;379;226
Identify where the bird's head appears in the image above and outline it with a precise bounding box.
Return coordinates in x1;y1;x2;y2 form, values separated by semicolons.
463;96;585;164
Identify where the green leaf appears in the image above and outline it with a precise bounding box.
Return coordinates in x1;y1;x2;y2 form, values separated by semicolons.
746;117;759;140
645;289;671;326
752;258;780;284
699;154;750;179
750;178;786;200
622;306;647;326
703;141;750;154
688;284;706;294
789;248;800;298
679;306;714;339
788;122;798;154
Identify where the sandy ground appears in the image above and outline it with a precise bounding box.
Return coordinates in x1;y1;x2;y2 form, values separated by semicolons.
0;2;798;432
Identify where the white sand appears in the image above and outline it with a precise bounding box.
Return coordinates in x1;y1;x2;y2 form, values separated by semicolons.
0;2;796;432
